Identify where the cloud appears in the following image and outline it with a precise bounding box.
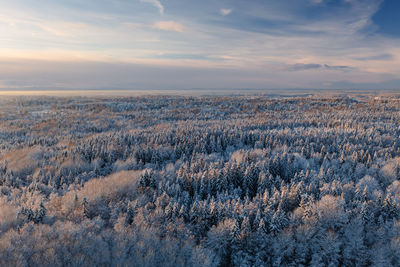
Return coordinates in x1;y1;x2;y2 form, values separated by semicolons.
220;8;232;16
354;53;394;61
287;63;322;71
153;21;184;32
310;0;323;4
287;63;354;72
151;53;223;61
140;0;164;14
0;57;394;91
323;64;354;71
330;79;400;90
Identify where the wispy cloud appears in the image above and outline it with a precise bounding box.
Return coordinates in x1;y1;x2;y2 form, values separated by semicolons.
287;63;322;71
354;53;394;61
287;63;354;72
220;8;232;16
140;0;164;14
153;21;184;32
310;0;323;4
324;64;354;71
151;53;223;61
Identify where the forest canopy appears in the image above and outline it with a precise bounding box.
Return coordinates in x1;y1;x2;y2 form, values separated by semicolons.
0;94;399;266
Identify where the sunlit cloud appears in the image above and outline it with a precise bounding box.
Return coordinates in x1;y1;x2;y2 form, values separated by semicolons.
153;21;184;32
220;8;232;16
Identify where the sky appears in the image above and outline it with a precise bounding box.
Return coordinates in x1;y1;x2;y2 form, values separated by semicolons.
0;0;399;90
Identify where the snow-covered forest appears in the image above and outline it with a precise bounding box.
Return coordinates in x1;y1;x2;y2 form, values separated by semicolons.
0;94;399;266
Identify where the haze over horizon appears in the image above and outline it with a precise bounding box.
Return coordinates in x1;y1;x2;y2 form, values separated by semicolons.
1;0;399;91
